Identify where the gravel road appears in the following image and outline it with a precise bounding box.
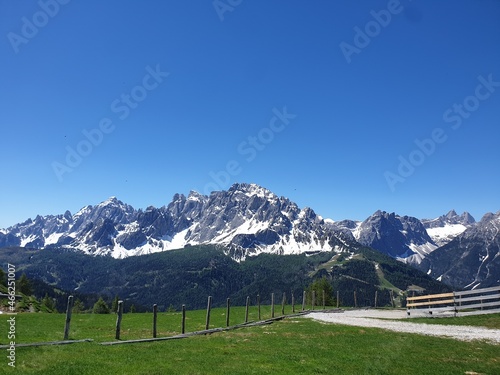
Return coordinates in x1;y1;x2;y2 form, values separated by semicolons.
306;309;500;344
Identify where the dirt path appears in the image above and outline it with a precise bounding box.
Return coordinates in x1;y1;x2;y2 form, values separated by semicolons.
306;309;500;344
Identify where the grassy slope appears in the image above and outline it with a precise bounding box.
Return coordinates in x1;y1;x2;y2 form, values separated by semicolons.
1;310;499;375
375;266;401;292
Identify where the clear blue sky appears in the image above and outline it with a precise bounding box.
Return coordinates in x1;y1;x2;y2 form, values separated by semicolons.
1;0;500;228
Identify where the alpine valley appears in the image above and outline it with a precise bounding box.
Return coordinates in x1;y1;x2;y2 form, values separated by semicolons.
1;183;499;310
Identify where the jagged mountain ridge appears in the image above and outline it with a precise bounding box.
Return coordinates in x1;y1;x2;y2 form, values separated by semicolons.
352;210;438;263
0;183;357;259
332;209;476;264
417;211;500;290
421;209;476;247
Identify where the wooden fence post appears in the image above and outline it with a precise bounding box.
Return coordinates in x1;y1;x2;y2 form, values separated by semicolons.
226;298;231;327
281;292;286;316
312;291;316;311
452;293;457;317
245;296;250;323
205;296;212;330
337;291;339;308
374;290;378;308
354;290;357;308
322;290;325;310
271;293;275;318
63;295;74;340
181;304;186;334
257;294;261;321
302;291;306;311
153;304;158;338
292;293;295;313
115;300;123;340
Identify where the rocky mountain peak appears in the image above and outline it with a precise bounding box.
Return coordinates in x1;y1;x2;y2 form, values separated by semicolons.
422;210;476;229
479;211;500;224
100;196;119;205
461;212;475;224
445;209;458;219
418;209;500;290
187;190;206;201
355;210;435;260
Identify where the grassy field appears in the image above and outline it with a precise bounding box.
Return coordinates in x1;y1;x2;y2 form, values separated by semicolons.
1;308;499;374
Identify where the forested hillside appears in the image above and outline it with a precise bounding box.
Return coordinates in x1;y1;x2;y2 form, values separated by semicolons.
0;245;450;311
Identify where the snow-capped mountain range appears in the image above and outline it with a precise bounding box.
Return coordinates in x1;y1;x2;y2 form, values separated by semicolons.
0;183;357;260
0;183;489;269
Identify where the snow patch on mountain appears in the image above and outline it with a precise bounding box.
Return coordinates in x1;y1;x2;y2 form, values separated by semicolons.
20;234;37;247
45;232;65;245
425;224;467;247
422;210;475;247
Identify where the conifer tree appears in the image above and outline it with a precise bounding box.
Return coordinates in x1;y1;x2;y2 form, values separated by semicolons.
17;273;33;295
73;298;85;313
41;293;56;312
93;297;110;314
0;267;5;286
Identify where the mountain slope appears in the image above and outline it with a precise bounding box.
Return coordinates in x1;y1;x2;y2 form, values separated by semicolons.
0;245;449;310
417;211;500;290
353;211;437;263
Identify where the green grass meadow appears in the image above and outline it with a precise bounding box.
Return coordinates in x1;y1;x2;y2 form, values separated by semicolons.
1;308;499;374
